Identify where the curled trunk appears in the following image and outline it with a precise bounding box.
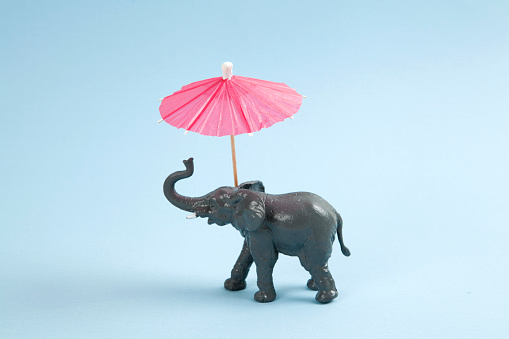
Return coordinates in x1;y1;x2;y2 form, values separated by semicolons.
163;158;205;212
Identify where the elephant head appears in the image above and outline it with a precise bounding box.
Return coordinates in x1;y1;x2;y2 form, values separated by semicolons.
163;158;266;233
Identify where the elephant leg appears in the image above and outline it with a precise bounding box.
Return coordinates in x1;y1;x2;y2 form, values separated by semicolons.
224;239;253;291
299;242;338;303
311;263;338;303
307;277;319;291
248;234;278;303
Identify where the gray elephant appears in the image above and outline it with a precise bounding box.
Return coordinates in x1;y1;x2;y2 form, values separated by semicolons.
164;158;350;303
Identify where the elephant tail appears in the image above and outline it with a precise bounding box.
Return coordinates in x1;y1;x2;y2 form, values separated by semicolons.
336;213;351;257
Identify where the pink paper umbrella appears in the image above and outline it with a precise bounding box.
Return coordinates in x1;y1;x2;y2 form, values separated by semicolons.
158;62;304;186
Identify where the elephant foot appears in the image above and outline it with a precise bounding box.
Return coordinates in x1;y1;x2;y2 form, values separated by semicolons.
315;289;338;304
224;278;247;291
254;289;276;303
307;278;319;291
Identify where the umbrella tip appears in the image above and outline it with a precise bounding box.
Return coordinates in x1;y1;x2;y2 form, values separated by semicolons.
222;62;233;80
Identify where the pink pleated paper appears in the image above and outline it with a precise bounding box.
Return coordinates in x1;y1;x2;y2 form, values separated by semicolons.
159;76;303;136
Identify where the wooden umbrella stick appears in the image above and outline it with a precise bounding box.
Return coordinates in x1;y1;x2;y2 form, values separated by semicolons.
230;135;239;187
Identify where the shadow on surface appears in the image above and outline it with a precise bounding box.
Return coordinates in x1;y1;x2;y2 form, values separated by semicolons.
3;273;249;311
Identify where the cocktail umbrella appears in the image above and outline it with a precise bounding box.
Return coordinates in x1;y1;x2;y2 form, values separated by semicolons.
158;62;303;186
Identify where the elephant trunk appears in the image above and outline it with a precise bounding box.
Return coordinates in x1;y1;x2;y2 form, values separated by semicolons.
163;158;206;213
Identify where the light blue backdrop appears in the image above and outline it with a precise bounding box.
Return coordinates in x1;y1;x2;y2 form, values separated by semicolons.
1;0;508;338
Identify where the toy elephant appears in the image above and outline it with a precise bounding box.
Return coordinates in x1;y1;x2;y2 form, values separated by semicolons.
163;158;350;303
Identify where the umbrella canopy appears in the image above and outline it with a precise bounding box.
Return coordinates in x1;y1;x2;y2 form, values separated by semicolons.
159;62;303;186
159;62;303;136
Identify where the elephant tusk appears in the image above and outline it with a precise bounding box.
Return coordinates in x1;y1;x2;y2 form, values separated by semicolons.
186;213;197;219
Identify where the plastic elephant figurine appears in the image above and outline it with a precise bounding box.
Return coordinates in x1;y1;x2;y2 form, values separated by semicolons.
163;158;350;303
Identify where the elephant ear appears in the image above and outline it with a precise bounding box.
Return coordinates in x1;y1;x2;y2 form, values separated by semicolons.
231;190;265;232
238;180;265;192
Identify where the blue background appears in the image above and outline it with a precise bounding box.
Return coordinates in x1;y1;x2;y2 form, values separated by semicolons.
1;0;508;337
